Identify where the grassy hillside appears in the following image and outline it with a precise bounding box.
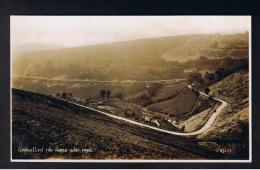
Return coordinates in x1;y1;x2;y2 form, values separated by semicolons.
209;70;249;105
13;88;222;159
198;70;249;142
125;80;218;121
12;35;189;80
182;70;249;159
12;33;248;81
162;33;248;62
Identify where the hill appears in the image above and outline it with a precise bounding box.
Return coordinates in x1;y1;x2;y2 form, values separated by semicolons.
181;70;249;159
162;33;248;61
12;88;222;159
12;33;248;81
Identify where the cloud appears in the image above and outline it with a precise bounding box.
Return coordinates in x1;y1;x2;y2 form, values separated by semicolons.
11;16;250;47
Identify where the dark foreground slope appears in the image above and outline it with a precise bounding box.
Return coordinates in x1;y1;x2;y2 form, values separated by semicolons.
12;89;224;160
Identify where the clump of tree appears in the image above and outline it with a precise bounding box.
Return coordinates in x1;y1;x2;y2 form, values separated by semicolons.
61;92;67;98
215;67;228;80
203;67;229;85
204;71;216;85
55;92;73;98
192;90;200;98
188;61;246;86
203;67;234;85
187;71;204;85
99;89;111;100
185;56;248;86
204;87;210;95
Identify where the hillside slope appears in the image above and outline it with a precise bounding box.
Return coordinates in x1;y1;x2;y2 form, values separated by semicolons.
198;70;249;141
12;88;222;160
181;70;249;159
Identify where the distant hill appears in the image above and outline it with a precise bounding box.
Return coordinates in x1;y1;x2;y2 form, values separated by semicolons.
162;33;248;61
12;33;248;81
12;43;66;54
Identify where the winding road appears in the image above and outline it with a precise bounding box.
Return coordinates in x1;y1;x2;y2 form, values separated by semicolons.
62;86;228;136
14;75;228;136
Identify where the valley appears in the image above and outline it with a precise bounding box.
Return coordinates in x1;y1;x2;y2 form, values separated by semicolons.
12;32;250;160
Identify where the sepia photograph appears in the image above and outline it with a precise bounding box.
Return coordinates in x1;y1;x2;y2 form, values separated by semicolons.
11;16;251;161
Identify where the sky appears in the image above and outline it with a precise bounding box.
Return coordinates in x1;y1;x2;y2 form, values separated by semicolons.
11;16;251;48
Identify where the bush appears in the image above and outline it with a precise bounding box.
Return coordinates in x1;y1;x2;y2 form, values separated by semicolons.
61;92;67;98
194;90;200;98
204;88;210;95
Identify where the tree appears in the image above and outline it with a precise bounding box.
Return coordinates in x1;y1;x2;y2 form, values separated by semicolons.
194;90;200;98
181;125;185;131
204;87;210;95
106;90;111;99
215;67;226;80
187;71;204;85
56;93;60;97
100;89;106;99
204;71;215;84
61;92;67;98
